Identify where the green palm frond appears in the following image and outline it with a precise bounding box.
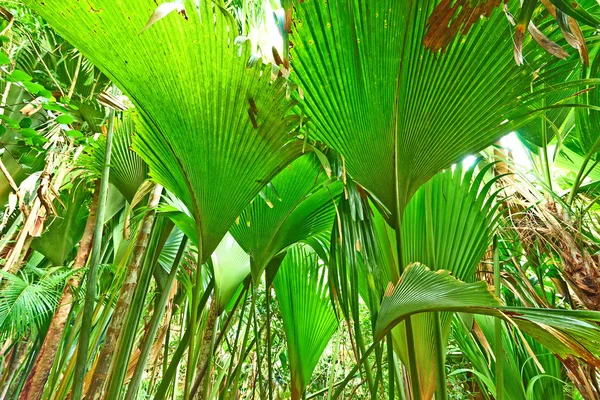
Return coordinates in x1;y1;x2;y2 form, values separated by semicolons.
356;163;503;396
0;268;72;340
273;246;338;399
23;0;306;264
289;0;588;219
376;264;600;370
78;113;147;202
231;153;341;280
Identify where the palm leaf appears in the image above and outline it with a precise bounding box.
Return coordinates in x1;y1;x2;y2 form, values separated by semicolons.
79;114;147;202
0;268;72;340
273;246;338;399
289;0;584;218
376;264;600;370
24;0;305;263
230;153;341;280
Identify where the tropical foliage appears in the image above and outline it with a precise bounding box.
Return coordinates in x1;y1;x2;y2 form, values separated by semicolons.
3;0;600;399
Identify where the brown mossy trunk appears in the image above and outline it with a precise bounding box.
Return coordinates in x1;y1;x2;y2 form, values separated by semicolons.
191;298;219;400
19;183;100;400
85;184;162;400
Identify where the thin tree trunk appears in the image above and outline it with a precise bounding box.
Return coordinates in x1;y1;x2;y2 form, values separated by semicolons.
0;341;28;400
85;184;163;400
190;298;219;400
19;183;100;400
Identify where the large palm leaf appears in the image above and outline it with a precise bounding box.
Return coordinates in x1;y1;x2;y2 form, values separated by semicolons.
23;0;304;262
289;0;582;218
375;264;600;369
273;246;338;399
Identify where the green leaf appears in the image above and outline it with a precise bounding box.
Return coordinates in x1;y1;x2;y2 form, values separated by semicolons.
78;114;147;202
273;246;338;398
25;0;305;263
0;52;9;65
42;102;69;113
39;89;53;99
20;128;37;138
56;114;75;125
19;118;32;129
66;130;83;138
32;135;49;146
376;264;600;368
289;0;582;219
10;69;32;82
23;81;45;95
231;153;342;280
387;163;502;396
0;268;74;339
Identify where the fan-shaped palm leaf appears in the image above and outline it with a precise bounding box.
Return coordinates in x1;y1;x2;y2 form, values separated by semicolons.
375;264;600;371
0;268;72;340
273;246;338;399
289;0;585;218
78;114;147;202
384;164;503;396
231;153;341;280
24;0;305;263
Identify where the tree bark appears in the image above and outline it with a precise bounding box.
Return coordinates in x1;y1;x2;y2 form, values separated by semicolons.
84;184;163;400
19;183;100;400
191;298;219;400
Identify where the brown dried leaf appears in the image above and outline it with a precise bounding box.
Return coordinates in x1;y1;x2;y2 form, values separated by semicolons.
424;0;504;52
568;17;589;66
528;21;569;62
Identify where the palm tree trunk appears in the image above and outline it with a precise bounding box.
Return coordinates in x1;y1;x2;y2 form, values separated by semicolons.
19;182;100;400
190;297;219;400
0;341;29;400
85;183;163;400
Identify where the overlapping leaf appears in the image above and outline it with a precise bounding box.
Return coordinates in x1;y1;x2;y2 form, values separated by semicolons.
231;153;341;280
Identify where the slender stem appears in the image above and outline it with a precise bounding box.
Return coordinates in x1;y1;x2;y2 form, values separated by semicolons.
494;236;504;400
386;334;395;400
185;257;206;400
224;288;249;389
95;185;164;400
71;106;115;400
540;119;553;193
326;328;341;400
567;148;595;204
394;225;421;400
251;283;266;400
265;283;274;400
332;343;377;400
125;236;188;400
154;281;214;400
432;312;447;400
